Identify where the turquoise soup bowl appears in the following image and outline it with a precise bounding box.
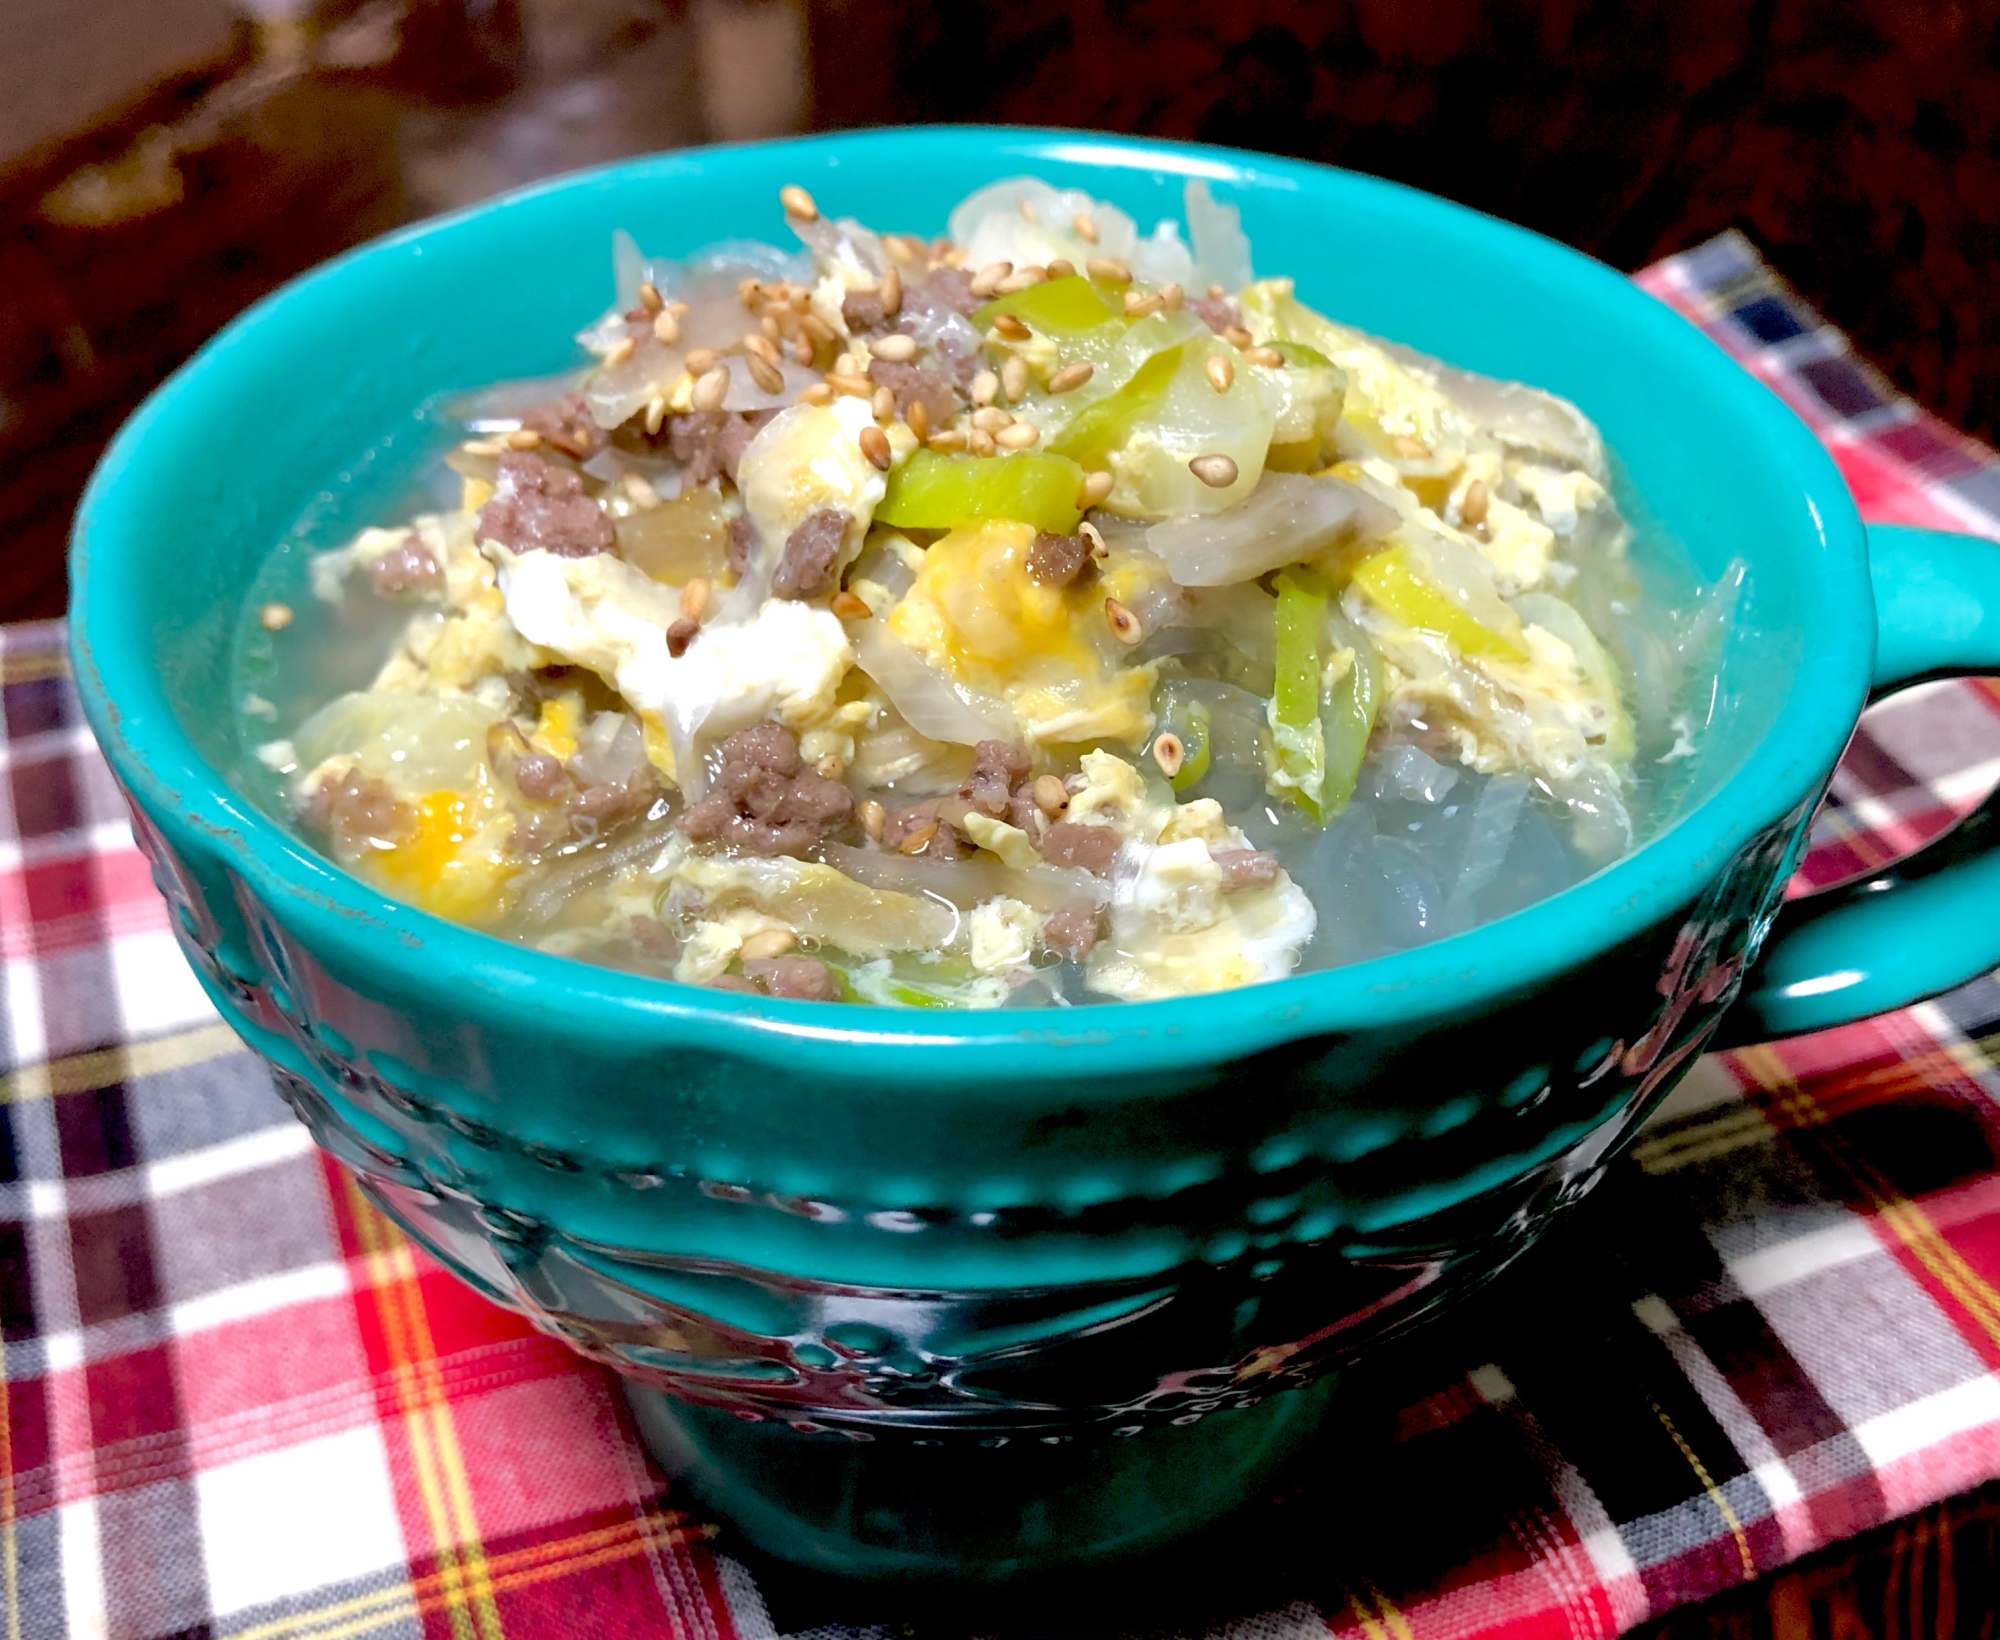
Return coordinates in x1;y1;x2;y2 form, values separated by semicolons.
70;128;2000;1582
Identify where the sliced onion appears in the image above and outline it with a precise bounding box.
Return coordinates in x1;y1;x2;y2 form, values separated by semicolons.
1379;340;1605;479
1184;180;1252;292
719;356;822;413
1144;472;1394;586
821;843;1106;914
853;619;1014;745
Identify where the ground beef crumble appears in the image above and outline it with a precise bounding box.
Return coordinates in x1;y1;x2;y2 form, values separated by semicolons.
476;452;614;558
1025;531;1093;588
1213;847;1280;888
771;509;848;600
879;798;976;860
1039;902;1104;960
666;409;771;485
867;358;961;425
521;392;607;460
681;724;853;856
301;768;412;861
1191;295;1239;335
1040;820;1121;875
369;537;444;599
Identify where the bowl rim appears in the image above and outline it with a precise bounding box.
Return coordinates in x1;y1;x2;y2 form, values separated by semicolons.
69;124;1867;1079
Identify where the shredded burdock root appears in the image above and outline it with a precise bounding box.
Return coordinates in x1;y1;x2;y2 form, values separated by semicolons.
257;171;1735;1009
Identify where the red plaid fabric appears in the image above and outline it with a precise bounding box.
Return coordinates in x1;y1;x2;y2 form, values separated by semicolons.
4;234;2000;1639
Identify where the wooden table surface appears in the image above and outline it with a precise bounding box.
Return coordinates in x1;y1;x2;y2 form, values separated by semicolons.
5;5;1995;1629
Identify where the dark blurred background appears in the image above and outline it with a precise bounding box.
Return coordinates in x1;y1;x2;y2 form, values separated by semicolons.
3;0;1996;629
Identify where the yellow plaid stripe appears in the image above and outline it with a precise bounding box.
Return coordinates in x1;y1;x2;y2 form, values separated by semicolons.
0;1021;243;1106
222;1508;708;1640
1733;1045;2000;1354
344;1178;506;1640
0;645;67;686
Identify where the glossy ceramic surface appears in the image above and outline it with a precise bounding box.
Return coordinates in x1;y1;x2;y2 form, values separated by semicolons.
69;129;2000;1580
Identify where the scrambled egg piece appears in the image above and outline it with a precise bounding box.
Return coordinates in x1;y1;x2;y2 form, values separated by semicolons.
887;521;1157;747
1509;462;1607;538
1358;588;1631;787
498;549;854;778
1058;752;1319;1002
968;897;1039;974
735;398;891;581
660;841;957;960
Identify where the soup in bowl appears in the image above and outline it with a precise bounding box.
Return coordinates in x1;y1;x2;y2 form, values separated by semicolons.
70;129;2000;1581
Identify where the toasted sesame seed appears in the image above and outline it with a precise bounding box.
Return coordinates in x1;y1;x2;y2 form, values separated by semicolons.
1073;211;1100;244
795;381;834;406
1047;361;1094;394
1392;434;1433;459
884;235;917;266
859;425;893;470
747;354;785;394
1123;289;1163;317
995;421;1040;449
1206;283;1227;301
1078;470;1115;509
1160;282;1185;311
644;395;668;436
872;384;896;422
1032;774;1070;815
463;437;504;456
905;398;931;440
259;601;293;632
1151;732;1186;779
791;335;815;365
1205;354;1235;393
830;588;873;620
1242;345;1285;369
685;347;719;377
969;261;1014;298
760;314;783;342
780;184;819;220
871;332;917;362
994;266;1048;294
680;577;711;619
605;335;637;368
1086;256;1130;283
692;366;730;411
1045;258;1076;280
1222;324;1254;348
1104;597;1143;645
741;928;798;961
652;310;681;345
880;262;902;317
736;276;763;308
623;472;663;508
927;429;968;452
971;405;1014;433
833;351;864;376
970;369;999;407
1189;453;1239;488
897;819;939;855
1018;197;1039;222
744;332;780;366
1001;355;1029;402
993;313;1033;342
506;428;542;450
968;428;998;457
859;798;887;840
826;371;873;397
1460;478;1491;527
800;313;835;347
638;280;664;314
1079;519;1107;558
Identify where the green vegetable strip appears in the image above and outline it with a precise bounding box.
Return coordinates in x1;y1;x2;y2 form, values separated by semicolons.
1269;569;1331;819
1319;637;1381;816
973;275;1127;334
875;449;1086;533
1048;345;1184;469
1170;700;1212;793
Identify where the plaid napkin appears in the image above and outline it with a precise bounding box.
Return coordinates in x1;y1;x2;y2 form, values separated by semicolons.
5;234;2000;1640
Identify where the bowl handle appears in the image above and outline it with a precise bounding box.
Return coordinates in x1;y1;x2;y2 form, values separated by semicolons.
1722;522;2000;1042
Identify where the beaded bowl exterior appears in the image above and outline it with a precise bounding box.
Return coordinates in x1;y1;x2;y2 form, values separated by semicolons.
71;128;1889;1576
128;790;1805;1448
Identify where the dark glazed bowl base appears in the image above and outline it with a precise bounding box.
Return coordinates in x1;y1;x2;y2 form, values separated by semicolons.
623;1373;1345;1583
